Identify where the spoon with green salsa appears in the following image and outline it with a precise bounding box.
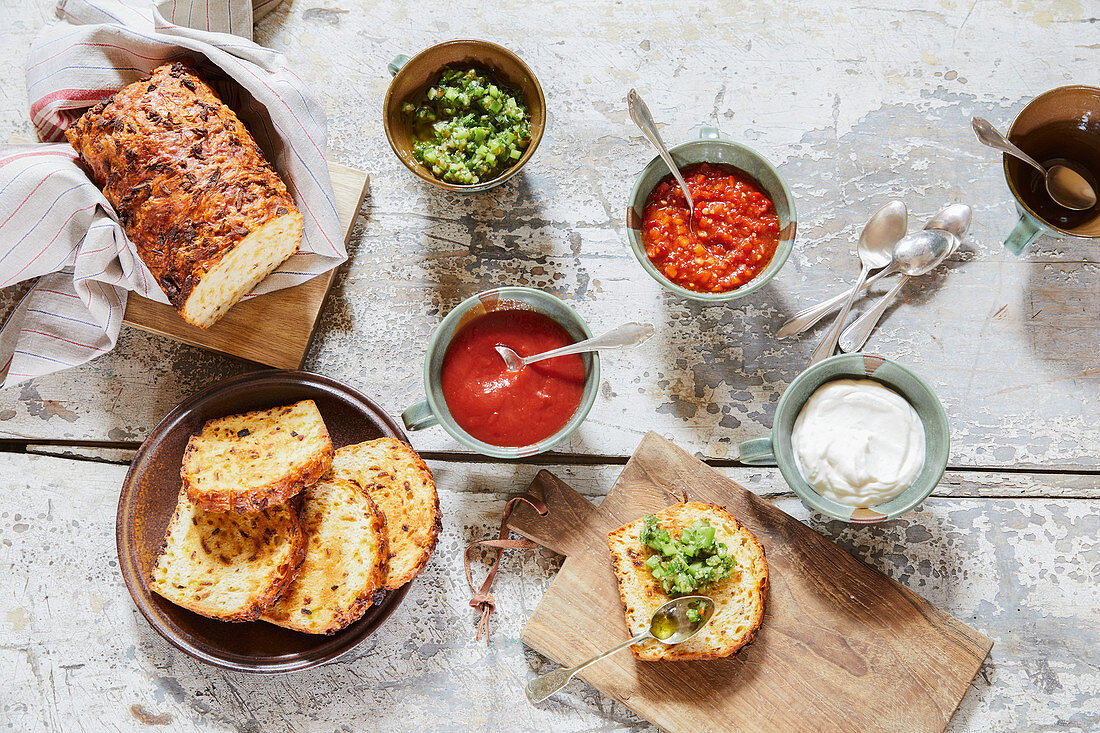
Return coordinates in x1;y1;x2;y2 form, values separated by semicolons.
403;68;531;185
525;595;716;704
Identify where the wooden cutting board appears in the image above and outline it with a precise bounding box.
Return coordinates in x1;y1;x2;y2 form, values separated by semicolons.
508;432;992;733
121;161;369;369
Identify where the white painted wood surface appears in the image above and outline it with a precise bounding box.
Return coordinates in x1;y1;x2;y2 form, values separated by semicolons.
0;0;1098;731
1;454;1098;732
0;0;1097;468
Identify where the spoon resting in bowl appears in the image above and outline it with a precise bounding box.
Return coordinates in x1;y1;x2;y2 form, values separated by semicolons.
971;117;1097;211
495;322;654;372
628;88;698;234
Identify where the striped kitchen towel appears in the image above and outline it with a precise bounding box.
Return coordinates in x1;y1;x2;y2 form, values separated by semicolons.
0;0;344;388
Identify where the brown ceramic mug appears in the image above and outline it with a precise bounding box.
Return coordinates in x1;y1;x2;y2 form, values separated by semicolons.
1002;86;1100;253
382;40;546;193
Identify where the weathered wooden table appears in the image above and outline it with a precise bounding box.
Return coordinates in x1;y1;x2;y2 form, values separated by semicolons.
1;0;1098;730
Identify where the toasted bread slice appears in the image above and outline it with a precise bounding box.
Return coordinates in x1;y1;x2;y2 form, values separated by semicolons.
607;502;768;661
261;477;389;634
182;400;334;513
150;489;306;622
330;438;440;589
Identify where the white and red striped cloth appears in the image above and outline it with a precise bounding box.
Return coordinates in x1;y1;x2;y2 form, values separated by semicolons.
0;0;344;388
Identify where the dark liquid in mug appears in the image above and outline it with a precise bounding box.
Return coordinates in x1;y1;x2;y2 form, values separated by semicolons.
1009;119;1100;230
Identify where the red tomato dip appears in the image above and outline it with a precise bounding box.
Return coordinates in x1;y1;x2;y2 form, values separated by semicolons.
642;162;780;293
440;308;586;447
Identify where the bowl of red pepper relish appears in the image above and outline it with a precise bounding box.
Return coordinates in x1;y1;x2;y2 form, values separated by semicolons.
643;163;780;293
401;287;601;459
627;127;797;302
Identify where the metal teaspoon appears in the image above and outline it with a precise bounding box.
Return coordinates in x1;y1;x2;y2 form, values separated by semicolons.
808;201;907;364
972;117;1097;211
628;89;697;232
525;595;715;704
494;322;655;372
838;229;957;352
776;203;971;339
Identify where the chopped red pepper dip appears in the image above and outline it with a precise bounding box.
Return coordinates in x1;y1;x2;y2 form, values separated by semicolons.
441;308;585;447
641;162;781;294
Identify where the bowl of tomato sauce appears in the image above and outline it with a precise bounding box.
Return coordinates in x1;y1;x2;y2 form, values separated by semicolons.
401;287;600;459
626;126;797;302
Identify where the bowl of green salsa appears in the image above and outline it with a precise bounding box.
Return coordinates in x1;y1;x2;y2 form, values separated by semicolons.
384;40;546;192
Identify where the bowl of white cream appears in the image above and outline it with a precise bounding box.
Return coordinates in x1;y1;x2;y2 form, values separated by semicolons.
739;354;949;523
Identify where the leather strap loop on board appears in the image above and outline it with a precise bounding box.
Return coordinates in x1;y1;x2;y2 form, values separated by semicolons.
464;493;548;645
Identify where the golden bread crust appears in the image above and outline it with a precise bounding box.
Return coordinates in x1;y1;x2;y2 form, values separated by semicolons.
330;438;440;590
182;400;334;513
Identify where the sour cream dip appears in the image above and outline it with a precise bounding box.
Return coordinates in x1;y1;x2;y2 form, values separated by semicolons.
791;379;925;508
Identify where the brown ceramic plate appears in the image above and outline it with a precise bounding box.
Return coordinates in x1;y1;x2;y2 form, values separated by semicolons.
116;371;413;673
383;39;546;192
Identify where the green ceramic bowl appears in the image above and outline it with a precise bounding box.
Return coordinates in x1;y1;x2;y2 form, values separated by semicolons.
738;353;950;523
626;127;797;302
402;287;599;459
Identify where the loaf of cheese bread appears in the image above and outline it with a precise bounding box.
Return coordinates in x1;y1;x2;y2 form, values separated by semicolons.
66;62;302;328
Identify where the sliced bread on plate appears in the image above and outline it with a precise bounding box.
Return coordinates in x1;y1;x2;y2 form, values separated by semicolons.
182;399;333;513
149;489;306;622
330;438;440;589
261;476;388;634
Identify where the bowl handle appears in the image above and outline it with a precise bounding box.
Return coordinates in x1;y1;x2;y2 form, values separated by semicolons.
698;126;721;140
388;54;411;77
402;399;439;431
737;436;777;466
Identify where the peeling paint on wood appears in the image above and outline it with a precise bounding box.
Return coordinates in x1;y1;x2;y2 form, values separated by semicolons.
0;0;1098;729
0;0;1097;469
0;453;1098;731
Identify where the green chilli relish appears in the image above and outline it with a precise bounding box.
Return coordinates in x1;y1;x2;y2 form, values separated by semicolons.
403;68;531;185
640;515;736;597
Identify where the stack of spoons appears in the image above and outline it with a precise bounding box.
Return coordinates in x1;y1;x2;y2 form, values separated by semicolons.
780;202;971;360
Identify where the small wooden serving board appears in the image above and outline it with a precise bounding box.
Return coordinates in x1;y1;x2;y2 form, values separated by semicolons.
508;433;991;733
121;161;369;369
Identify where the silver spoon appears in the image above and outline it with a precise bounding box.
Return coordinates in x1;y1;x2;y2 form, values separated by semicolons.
525;595;715;704
922;202;972;239
495;322;654;372
776;203;971;339
808;201;907;364
971;117;1097;211
628;89;696;233
838;228;956;352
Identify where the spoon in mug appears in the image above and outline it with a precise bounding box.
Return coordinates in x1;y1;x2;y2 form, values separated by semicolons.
776;203;970;339
808;201;907;364
971;117;1097;211
628;89;696;233
525;595;715;704
495;322;655;373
